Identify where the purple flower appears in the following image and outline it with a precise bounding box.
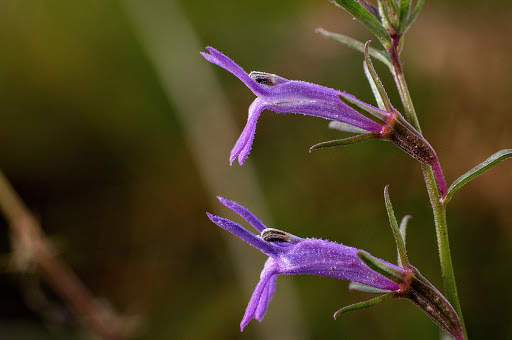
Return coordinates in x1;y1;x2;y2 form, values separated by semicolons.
207;196;404;331
201;47;448;196
201;47;386;166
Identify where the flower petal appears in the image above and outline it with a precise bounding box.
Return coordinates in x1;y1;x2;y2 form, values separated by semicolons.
201;47;268;96
206;213;276;255
216;196;267;232
230;98;266;165
254;272;276;321
241;263;278;331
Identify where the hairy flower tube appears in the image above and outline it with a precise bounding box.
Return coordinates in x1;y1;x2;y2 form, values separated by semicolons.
206;196;404;331
201;47;447;196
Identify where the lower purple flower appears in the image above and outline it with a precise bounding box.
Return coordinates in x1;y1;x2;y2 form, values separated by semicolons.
207;197;404;331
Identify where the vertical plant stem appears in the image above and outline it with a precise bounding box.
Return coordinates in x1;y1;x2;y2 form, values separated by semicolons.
421;165;467;339
387;43;421;132
388;42;468;338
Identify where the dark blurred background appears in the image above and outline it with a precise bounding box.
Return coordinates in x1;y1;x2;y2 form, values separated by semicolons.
0;0;511;339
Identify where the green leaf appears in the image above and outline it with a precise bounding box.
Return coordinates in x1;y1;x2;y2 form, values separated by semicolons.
338;93;387;122
381;0;399;12
384;185;409;267
316;28;392;69
334;292;394;319
363;41;393;111
402;0;424;34
357;250;404;283
398;0;411;29
397;215;412;267
331;0;392;48
328;121;369;134
399;215;411;247
348;282;390;294
443;149;512;204
309;133;379;152
378;0;399;31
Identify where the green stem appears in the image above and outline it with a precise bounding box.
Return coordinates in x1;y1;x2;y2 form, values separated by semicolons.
387;41;468;339
422;165;467;339
388;43;422;132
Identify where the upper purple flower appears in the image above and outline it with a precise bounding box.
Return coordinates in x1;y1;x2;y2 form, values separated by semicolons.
207;197;404;331
201;47;388;165
201;46;447;196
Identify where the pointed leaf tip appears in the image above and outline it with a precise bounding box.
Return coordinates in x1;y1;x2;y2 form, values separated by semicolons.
309;133;379;152
444;149;512;204
334;293;394;319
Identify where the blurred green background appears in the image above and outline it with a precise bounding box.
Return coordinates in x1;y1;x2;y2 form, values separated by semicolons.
0;0;511;339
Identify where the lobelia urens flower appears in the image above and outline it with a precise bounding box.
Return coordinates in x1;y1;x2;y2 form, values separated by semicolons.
207;196;403;331
207;197;464;339
201;47;447;196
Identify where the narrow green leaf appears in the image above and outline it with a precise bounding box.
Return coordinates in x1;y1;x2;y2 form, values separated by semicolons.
444;149;512;204
377;0;398;32
338;93;387;122
402;0;424;33
334;292;394;319
382;0;399;12
399;215;411;247
328;121;369;134
363;41;393;112
364;58;386;110
398;0;411;29
331;0;392;48
309;133;378;152
315;28;392;69
349;282;390;294
397;215;412;267
357;250;404;283
384;185;409;267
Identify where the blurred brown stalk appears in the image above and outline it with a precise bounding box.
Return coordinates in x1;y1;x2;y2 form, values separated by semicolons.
0;169;131;340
